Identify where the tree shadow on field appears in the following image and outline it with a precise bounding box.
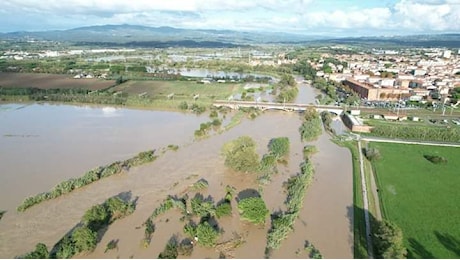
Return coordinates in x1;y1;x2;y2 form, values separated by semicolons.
353;205;378;259
407;238;435;259
434;231;460;258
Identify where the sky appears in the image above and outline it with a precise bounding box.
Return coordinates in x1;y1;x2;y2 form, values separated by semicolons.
1;0;459;36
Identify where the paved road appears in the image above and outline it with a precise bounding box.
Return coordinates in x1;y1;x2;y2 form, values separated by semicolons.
361;136;460;147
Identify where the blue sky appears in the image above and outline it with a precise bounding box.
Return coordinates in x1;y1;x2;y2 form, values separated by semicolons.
1;0;459;36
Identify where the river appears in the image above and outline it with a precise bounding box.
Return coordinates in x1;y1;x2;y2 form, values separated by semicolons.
0;82;352;258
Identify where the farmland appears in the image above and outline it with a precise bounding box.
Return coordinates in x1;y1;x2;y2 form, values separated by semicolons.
0;72;115;90
113;80;242;109
369;142;460;258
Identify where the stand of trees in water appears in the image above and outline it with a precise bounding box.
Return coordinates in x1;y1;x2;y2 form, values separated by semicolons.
21;195;136;259
17;149;158;212
0;87;128;106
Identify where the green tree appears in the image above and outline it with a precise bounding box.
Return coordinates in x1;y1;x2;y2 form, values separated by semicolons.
196;222;219;247
158;237;178;259
222;136;260;173
23;243;49;259
83;204;109;230
71;226;97;252
373;220;407;259
268;137;290;158
237;197;269;224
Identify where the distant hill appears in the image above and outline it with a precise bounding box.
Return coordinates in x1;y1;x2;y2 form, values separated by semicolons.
0;24;317;45
0;24;458;48
310;34;460;48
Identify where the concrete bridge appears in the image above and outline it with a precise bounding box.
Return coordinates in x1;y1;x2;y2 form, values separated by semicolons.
213;100;345;115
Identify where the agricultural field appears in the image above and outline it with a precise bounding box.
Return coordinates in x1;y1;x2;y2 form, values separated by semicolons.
113;80;241;101
0;72;115;90
369;142;460;258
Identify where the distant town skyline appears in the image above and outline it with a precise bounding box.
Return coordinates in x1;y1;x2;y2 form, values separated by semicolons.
1;0;459;36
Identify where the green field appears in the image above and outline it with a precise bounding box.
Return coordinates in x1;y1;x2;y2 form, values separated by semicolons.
115;80;240;100
370;142;460;258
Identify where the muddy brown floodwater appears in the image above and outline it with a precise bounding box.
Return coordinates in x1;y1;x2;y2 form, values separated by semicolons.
0;88;352;258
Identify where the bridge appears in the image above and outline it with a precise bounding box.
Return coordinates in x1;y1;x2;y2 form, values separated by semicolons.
213;100;345;115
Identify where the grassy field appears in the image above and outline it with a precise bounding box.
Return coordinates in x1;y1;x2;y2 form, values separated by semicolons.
370;142;460;258
0;72;115;90
114;80;241;101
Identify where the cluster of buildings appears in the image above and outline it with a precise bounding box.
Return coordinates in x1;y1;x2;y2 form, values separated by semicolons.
312;48;460;102
0;48;136;60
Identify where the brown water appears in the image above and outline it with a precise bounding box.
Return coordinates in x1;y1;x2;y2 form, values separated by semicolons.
0;89;352;258
0;103;209;211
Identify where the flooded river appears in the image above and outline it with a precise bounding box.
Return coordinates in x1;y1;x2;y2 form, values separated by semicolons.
0;83;352;258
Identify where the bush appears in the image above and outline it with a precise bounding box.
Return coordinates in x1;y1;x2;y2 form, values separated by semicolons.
83;204;109;230
424;154;447;164
222;136;260;173
196;222;219;247
158;238;178;259
373;220;407;259
178;101;188;110
53;236;75;259
23;243;49;259
178;239;194;256
259;154;277;172
191;197;215;218
215;202;232;218
268;137;290;158
237;197;269;224
364;147;381;161
191;179;209;191
303;145;318;159
71;226;97;252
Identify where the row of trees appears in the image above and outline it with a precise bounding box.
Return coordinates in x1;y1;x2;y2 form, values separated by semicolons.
22;196;136;259
369;124;460;143
299;108;323;142
17;150;157;212
266;156;316;255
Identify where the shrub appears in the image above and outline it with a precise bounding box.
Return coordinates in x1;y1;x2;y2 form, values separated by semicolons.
303;145;318;159
53;236;75;259
373;220;407;259
225;185;236;201
191;179;209;191
364;147;381;161
0;210;5;221
158;238;178;259
105;240;118;253
209;110;218;118
83;204;109;230
23;243;49;259
191;197;215;218
215;202;232;218
196;222;219;247
178;101;188;110
268;137;290;158
178;239;194;256
222;136;260;173
259;153;277;172
424;154;447;164
266;213;296;250
237;197;269;224
71;226;97;252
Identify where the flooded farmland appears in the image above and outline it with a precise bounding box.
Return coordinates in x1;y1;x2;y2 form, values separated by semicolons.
0;84;352;258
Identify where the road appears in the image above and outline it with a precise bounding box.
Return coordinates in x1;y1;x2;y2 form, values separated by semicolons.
357;140;375;258
361;136;460;147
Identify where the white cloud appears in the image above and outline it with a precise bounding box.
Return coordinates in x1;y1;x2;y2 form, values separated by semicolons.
1;0;459;35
